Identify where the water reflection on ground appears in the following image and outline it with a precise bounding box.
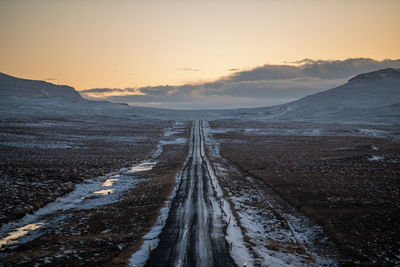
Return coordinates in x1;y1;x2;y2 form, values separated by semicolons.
0;223;47;250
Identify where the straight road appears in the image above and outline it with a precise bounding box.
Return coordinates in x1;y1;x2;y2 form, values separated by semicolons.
145;121;236;267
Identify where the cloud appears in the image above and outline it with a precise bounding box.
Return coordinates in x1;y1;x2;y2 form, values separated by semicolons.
201;77;345;99
80;87;143;98
106;94;293;110
284;58;316;65
45;78;57;81
80;88;122;93
177;67;199;72
81;58;400;109
228;68;239;71
227;58;400;82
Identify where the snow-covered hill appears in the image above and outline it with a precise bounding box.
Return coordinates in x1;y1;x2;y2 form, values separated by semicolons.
253;68;400;123
0;72;171;120
1;69;399;124
0;73;81;99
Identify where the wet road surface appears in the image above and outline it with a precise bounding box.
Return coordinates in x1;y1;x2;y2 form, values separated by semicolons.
145;121;236;267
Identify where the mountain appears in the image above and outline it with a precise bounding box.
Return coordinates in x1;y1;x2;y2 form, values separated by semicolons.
1;69;399;123
0;72;81;99
254;68;400;123
291;68;400;108
0;72;192;120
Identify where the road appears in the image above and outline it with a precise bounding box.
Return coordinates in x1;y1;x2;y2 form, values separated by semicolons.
145;121;236;267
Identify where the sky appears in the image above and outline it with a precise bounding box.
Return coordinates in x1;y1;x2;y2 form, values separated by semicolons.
1;0;400;109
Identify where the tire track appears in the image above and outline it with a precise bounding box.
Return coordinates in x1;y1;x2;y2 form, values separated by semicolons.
145;121;236;267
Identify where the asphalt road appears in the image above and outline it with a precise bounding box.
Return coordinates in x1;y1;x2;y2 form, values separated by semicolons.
145;121;236;267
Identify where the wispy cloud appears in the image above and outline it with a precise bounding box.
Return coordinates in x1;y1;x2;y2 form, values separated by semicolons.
81;58;400;109
177;67;199;72
228;68;239;71
45;78;57;81
80;87;144;98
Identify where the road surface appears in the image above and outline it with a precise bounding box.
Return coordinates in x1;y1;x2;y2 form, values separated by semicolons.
145;121;236;267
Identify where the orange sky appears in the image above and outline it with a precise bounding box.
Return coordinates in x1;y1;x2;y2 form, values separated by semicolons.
1;0;399;91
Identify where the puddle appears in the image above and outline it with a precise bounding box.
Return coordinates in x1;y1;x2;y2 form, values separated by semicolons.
92;161;156;195
0;223;47;250
102;178;120;187
94;189;115;195
126;161;157;173
0;159;158;252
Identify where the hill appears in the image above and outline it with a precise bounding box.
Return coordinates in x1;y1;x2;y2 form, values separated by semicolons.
253;68;400;124
0;73;81;99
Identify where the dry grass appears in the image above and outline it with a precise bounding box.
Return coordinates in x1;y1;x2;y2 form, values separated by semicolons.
0;140;189;266
0;118;170;226
213;122;400;264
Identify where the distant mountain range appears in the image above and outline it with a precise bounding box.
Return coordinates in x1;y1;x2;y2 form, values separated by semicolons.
0;69;399;123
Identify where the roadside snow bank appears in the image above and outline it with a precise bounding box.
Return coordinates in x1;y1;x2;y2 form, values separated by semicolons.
128;122;191;267
202;121;253;267
203;121;339;266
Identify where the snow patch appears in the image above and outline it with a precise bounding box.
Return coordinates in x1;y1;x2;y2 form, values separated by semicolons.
359;128;387;137
368;155;384;161
202;121;253;267
153;122;187;158
0;159;157;251
128;156;187;267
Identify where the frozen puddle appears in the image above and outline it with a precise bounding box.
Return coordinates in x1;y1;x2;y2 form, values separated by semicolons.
94;189;115;195
102;177;120;187
153;121;187;158
126;161;157;173
368;155;384;161
0;160;157;251
0;223;47;250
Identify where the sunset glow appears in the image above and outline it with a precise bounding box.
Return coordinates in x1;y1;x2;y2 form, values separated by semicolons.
1;0;399;91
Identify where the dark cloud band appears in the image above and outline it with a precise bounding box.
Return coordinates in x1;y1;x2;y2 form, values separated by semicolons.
81;58;400;109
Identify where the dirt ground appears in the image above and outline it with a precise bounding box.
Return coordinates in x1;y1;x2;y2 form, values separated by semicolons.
0;117;171;227
210;120;400;265
0;118;190;266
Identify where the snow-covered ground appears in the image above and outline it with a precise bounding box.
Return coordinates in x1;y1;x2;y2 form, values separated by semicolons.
202;121;252;267
0;122;186;254
203;121;340;266
205;120;400;142
153;121;187;157
129;122;189;267
0;160;155;252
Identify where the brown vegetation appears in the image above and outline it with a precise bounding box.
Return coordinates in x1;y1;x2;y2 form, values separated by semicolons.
0;118;170;226
211;121;400;265
0;119;190;266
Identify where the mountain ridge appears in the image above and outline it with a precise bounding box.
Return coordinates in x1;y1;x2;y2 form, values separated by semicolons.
0;72;81;99
261;68;400;123
1;68;399;123
349;68;400;83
